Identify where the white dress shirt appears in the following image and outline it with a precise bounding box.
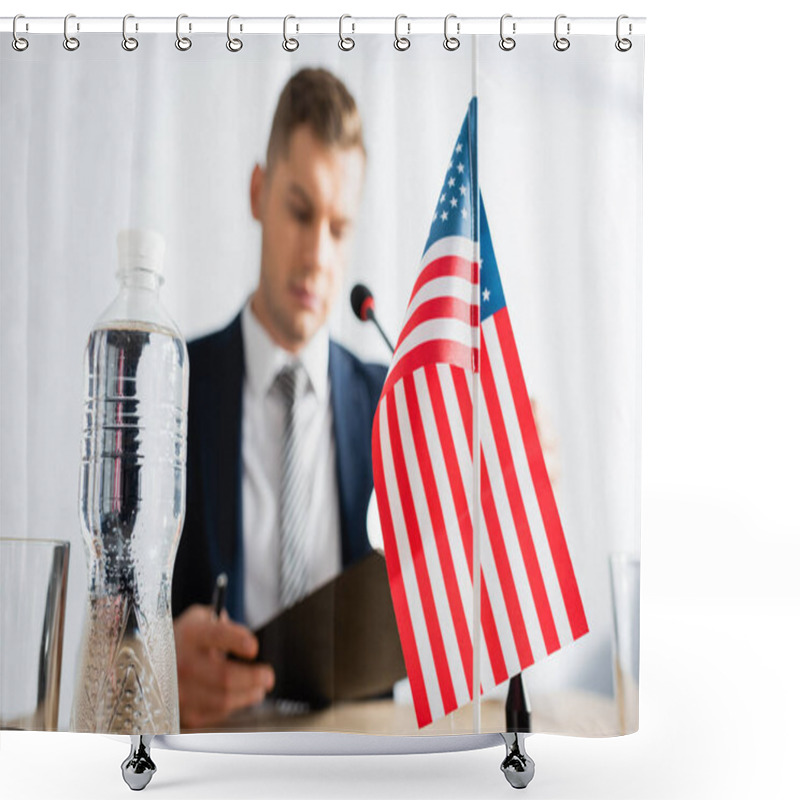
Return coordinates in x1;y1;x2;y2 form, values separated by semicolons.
240;298;341;629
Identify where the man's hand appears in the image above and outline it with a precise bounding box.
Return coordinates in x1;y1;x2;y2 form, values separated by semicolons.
174;604;275;730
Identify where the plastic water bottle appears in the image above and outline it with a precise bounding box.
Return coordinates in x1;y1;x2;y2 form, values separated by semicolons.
72;230;188;734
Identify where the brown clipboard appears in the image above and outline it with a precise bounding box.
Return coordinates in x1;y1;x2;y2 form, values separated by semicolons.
249;550;406;707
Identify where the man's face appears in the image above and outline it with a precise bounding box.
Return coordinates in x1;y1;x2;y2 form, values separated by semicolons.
250;124;365;353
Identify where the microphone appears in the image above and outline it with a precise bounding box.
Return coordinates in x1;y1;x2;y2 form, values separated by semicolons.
350;283;395;355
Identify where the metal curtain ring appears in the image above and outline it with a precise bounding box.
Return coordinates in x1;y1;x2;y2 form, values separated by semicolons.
444;14;460;51
63;14;80;51
615;14;632;51
226;15;243;52
176;14;192;51
12;14;29;51
553;14;570;51
394;15;410;51
122;14;138;51
339;14;355;51
499;14;515;51
283;15;299;51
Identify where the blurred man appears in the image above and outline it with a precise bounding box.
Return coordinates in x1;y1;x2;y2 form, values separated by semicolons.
171;69;386;729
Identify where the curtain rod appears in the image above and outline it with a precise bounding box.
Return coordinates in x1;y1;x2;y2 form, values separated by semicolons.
1;16;646;37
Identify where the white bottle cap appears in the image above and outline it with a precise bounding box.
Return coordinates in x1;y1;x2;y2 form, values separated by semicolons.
117;229;166;278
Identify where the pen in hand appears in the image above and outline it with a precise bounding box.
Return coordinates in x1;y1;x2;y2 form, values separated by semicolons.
211;572;228;620
210;572;260;665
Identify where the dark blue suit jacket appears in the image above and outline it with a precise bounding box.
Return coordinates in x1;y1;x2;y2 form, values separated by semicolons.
172;313;387;623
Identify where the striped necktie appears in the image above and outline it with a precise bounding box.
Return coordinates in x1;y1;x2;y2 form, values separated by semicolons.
273;362;309;608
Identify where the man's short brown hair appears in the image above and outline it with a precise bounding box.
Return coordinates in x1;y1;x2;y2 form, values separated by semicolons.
266;68;365;171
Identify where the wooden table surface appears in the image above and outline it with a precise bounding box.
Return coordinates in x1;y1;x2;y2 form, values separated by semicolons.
187;689;622;738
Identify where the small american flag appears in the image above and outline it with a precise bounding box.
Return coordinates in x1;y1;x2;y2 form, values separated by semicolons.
372;99;589;728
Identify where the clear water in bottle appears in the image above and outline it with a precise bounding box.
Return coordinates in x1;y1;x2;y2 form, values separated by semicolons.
72;231;188;734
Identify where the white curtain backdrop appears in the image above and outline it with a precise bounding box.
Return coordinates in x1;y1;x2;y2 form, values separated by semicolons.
1;32;643;731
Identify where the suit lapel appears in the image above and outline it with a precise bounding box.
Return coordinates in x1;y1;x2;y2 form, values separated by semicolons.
202;314;245;620
329;342;372;567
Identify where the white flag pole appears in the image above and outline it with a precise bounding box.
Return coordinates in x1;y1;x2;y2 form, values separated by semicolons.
471;32;482;736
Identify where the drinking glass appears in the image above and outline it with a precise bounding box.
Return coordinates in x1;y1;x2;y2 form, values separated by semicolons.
0;538;70;730
609;553;640;734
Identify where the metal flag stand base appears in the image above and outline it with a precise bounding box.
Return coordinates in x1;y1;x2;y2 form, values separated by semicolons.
501;673;535;789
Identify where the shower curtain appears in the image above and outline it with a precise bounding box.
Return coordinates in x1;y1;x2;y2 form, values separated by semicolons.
0;19;644;739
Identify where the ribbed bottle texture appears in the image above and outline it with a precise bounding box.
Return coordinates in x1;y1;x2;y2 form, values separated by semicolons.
71;231;188;734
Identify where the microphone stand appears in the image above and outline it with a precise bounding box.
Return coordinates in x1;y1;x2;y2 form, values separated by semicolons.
364;308;395;355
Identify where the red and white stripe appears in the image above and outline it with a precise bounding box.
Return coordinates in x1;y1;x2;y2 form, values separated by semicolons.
373;235;478;726
372;238;589;728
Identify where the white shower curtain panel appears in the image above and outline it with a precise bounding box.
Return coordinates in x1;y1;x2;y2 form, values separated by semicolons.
0;25;644;738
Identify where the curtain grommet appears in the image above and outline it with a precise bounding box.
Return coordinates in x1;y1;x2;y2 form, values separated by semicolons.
283;15;299;52
226;15;243;52
339;14;355;51
12;14;29;52
121;14;138;51
553;14;570;51
176;14;192;51
394;15;411;51
444;14;460;51
499;14;516;51
63;14;80;51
